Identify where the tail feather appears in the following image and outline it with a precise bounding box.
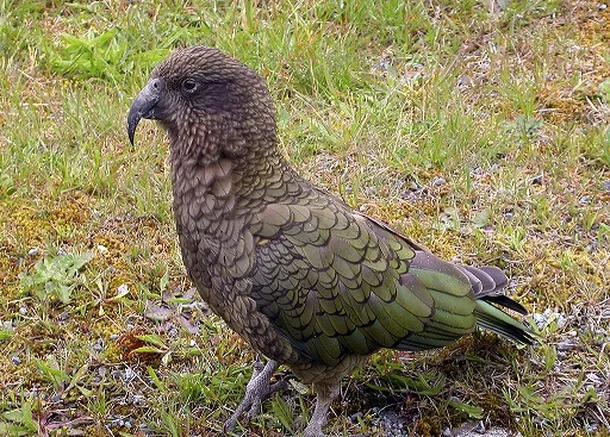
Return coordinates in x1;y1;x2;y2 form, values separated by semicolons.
475;300;534;344
461;264;533;344
482;294;528;315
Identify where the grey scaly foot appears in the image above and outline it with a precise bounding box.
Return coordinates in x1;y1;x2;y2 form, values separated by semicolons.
303;385;340;437
224;358;285;432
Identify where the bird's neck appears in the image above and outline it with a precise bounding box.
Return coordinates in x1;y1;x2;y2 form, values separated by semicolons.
169;143;299;226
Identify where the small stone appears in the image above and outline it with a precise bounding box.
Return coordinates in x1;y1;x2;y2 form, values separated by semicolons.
124;367;136;382
402;63;424;83
97;244;109;255
18;307;27;315
432;177;446;187
144;303;173;322
474;421;486;433
27;247;40;257
457;75;473;88
603;180;610;192
91;339;104;353
110;334;119;341
531;175;543;185
349;412;363;424
124;421;132;429
132;394;145;406
116;283;129;297
557;340;577;351
585;423;598;433
409;181;421;191
11;356;21;365
586;242;598;253
579;196;590;205
372;57;392;74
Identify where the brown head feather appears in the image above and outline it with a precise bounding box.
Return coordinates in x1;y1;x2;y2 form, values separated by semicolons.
146;46;278;165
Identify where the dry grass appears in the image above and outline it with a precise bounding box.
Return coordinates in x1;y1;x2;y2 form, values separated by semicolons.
0;0;608;436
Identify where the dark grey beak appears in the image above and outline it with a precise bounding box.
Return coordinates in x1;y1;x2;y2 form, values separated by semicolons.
127;78;162;145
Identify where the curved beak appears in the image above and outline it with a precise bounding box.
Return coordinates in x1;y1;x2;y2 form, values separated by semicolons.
127;78;162;145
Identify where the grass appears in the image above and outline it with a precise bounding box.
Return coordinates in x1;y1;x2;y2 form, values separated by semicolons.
0;0;608;435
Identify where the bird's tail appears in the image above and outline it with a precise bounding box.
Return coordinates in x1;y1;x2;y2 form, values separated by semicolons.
460;265;534;345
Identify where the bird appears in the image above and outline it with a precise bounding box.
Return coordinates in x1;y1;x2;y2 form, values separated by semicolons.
127;46;533;436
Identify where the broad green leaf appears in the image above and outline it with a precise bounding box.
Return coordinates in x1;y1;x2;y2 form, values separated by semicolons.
448;399;485;419
147;366;167;393
136;334;167;349
270;396;293;432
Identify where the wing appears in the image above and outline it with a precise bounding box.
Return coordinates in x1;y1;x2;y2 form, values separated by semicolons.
249;192;478;367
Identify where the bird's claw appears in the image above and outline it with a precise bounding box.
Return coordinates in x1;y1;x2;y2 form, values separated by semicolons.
223;360;285;433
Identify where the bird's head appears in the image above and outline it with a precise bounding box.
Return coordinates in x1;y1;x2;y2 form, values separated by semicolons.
127;46;277;164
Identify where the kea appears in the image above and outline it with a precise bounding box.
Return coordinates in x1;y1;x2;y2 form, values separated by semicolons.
127;46;533;436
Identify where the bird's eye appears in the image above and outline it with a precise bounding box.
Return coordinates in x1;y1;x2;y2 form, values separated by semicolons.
182;79;198;93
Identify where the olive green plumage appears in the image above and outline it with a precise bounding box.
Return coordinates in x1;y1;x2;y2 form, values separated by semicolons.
127;46;533;435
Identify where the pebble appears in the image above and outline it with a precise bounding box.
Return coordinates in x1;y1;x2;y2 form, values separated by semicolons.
585;423;598;433
132;394;146;406
27;247;40;257
446;423;520;437
372;57;392;74
603;180;610;192
349;411;363;424
533;309;568;329
432;176;447;187
557;340;578;351
18;307;27;315
116;283;129;296
11;356;21;365
409;181;422;191
91;339;104;353
110;334;119;341
531;175;543;185
124;367;136;382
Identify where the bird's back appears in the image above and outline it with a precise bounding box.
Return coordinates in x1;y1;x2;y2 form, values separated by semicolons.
247;184;502;367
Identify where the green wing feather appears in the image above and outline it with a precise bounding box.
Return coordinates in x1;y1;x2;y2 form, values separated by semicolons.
251;193;531;366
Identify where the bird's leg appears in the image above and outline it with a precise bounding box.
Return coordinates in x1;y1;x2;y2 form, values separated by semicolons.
224;357;285;432
303;384;340;437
